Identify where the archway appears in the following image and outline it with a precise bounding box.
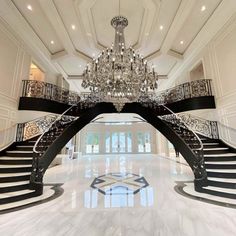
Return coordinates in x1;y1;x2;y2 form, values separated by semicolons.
34;102;207;193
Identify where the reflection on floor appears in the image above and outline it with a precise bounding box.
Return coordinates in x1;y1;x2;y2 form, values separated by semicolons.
0;154;236;236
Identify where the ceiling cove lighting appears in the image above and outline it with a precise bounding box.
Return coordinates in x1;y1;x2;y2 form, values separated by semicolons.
81;16;158;112
27;5;33;11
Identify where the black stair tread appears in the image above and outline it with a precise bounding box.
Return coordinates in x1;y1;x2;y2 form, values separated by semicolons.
205;164;236;169
200;187;236;199
207;172;236;178
0;175;31;183
0;189;35;199
207;180;236;189
0;182;30;193
205;157;236;162
0;190;38;205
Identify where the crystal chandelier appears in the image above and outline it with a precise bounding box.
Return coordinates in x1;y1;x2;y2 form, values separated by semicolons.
82;15;158;112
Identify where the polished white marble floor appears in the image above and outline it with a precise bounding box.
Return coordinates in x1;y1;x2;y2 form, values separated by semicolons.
1;154;236;236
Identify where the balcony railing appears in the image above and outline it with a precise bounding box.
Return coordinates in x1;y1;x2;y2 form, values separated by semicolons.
21;79;213;107
21;80;81;105
150;79;213;105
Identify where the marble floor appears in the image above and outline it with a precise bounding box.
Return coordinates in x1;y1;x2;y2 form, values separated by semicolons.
0;154;236;236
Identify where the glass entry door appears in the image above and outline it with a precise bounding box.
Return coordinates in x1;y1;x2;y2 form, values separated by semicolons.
138;132;151;153
107;132;132;153
85;133;99;154
111;132;126;153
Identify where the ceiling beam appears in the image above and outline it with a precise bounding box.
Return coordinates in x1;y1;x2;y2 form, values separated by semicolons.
161;0;197;55
0;0;59;74
144;49;162;60
167;50;183;61
38;0;92;62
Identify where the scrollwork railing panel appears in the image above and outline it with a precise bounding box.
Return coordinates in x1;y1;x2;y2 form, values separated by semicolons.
16;115;58;142
151;79;212;105
22;80;81;105
178;114;219;139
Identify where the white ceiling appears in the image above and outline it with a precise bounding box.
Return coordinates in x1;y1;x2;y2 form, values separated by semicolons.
1;0;227;92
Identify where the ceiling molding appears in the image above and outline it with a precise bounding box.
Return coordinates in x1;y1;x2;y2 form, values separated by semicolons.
51;50;68;61
144;49;162;60
39;0;92;63
0;0;59;74
166;0;236;90
167;49;183;60
161;0;197;54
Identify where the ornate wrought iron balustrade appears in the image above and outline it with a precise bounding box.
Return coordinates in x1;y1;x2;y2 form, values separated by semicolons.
159;105;206;182
21;79;213;107
150;79;212;105
178;114;219;139
16;115;58;142
21;80;81;105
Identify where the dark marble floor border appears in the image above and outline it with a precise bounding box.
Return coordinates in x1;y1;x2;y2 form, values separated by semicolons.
174;181;236;209
0;183;64;215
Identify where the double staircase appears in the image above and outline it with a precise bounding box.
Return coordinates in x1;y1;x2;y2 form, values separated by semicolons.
1;78;236;211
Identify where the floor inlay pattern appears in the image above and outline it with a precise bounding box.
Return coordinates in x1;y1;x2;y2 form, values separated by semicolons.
91;172;149;195
0;183;64;215
175;181;236;209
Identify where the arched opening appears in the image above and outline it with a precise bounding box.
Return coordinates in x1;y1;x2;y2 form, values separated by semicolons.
34;102;207;194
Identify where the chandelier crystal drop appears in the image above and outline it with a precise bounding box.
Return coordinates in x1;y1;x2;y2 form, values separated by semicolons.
81;16;158;112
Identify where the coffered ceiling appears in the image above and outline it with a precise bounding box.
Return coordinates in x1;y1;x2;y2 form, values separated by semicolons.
0;0;227;91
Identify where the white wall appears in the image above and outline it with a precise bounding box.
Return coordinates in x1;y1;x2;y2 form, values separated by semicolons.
0;18;31;149
168;14;236;134
0;18;60;149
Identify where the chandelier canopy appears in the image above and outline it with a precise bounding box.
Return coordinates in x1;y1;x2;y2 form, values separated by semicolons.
82;16;158;111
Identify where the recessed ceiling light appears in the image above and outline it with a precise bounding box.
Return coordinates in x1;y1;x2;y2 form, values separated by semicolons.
201;5;206;12
180;40;184;45
92;53;95;57
79;65;82;68
71;24;76;30
27;5;33;11
159;25;164;31
50;40;54;45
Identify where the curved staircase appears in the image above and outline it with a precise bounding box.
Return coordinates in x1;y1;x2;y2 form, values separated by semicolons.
0;138;36;205
200;137;236;199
